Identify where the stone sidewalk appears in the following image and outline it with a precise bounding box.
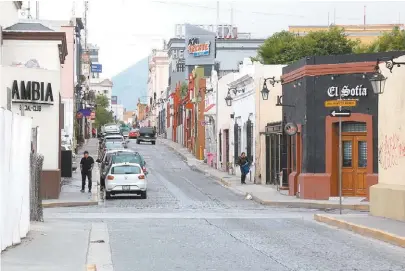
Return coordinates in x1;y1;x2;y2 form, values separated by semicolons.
159;138;369;211
42;138;100;208
315;213;405;248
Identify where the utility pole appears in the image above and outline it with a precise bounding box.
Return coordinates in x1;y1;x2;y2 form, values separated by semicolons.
35;1;39;19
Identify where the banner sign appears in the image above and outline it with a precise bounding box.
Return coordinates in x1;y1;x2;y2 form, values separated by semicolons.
91;64;102;73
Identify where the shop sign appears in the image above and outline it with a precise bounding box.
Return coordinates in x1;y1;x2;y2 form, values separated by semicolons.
284;122;298;136
327;85;368;98
187;38;210;57
12;80;54;108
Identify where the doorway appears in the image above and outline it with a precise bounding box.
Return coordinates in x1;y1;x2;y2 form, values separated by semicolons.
339;122;367;196
224;129;229;171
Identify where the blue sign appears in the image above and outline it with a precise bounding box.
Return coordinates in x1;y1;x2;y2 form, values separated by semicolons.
91;64;102;73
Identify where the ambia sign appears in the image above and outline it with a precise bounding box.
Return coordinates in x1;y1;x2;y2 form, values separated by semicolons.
11;80;54;104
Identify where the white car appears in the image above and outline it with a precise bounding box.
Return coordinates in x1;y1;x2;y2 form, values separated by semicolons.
105;162;147;199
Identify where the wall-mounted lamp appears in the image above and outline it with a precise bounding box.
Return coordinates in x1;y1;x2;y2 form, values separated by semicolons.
261;76;283;100
225;89;233;106
369;72;387;95
377;57;405;73
201;87;214;94
248;113;254;120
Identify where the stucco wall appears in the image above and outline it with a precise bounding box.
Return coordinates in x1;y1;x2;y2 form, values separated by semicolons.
370;55;405;221
0;2;20;28
254;64;284;184
2;66;60;170
60;26;75;99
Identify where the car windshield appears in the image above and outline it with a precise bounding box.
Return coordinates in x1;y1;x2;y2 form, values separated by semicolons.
105;138;122;143
112;154;144;165
111;165;141;174
139;127;155;134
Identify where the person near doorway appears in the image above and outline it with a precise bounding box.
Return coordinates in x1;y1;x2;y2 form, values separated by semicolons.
80;151;94;193
92;127;96;138
236;152;250;184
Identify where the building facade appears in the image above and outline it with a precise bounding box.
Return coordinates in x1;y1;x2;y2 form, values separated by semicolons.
90;78;113;109
370;54;405;222
281;51;405;200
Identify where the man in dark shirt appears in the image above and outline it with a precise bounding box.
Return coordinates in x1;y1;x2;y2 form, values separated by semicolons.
80;151;94;193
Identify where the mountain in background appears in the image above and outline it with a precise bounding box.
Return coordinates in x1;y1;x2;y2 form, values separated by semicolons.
112;57;148;111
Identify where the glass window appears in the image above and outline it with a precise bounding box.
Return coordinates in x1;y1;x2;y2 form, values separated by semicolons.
358;141;367;168
343;141;352;167
111;165;141;174
342;122;366;133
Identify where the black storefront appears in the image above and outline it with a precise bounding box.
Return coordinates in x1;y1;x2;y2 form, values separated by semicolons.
280;51;405;200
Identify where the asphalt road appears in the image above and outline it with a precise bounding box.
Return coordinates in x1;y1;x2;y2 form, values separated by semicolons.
37;140;405;270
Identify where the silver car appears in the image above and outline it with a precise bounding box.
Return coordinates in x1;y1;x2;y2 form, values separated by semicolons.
105;162;147;199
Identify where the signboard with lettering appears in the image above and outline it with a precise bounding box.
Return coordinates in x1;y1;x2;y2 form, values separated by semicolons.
327;85;368;98
11;80;54;105
324;100;357;107
187;38;210;57
91;63;102;73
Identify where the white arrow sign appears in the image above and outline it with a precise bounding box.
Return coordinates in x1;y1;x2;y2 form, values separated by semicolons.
331;110;351;117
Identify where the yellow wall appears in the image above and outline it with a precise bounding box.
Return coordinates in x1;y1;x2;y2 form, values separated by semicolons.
289;24;404;44
370;55;405;221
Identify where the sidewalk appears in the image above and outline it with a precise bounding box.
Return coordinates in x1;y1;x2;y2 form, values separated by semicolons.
0;220;91;271
159;138;369;211
314;213;405;248
42;138;100;208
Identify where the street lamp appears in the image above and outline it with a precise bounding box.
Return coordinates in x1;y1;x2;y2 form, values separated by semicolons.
369;72;387;95
261;82;269;100
225;90;233;107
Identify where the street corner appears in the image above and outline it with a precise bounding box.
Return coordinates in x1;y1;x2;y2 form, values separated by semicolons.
314;214;405;248
86;264;97;271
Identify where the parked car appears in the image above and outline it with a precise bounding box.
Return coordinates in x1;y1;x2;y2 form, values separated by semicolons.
96;149;147;191
136;127;156;145
104;162;147;199
128;129;139;139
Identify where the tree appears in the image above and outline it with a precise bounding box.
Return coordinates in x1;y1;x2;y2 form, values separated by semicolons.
355;26;405;53
257;26;358;64
94;94;114;129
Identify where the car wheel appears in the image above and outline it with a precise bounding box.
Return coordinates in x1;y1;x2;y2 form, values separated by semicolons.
136;140;140;144
105;191;112;200
140;190;147;199
152;141;156;145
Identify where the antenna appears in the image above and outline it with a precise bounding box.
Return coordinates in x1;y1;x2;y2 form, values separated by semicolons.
230;2;234;27
363;5;366;30
216;1;220;27
35;1;39;19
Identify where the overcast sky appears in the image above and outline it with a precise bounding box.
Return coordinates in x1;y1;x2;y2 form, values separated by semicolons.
28;1;405;78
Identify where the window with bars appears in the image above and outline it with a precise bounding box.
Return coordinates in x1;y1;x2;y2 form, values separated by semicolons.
342;122;366;133
358;141;367;167
343;141;352;167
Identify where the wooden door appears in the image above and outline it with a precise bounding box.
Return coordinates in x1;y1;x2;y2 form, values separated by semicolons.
341;135;367;196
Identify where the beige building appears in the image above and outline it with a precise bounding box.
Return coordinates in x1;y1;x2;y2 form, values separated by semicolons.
289;24;404;44
370;55;405;222
254;64;285;185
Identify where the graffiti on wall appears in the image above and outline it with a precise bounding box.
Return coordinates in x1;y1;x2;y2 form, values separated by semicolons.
378;133;405;170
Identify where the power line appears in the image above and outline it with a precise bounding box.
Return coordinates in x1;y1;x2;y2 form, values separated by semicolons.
150;1;363;21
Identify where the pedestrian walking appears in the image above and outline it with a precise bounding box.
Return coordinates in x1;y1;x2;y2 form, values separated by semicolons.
80;151;94;193
92;127;96;138
236;152;250;184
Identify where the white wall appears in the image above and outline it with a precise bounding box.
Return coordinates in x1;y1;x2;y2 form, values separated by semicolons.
2;66;61;170
61;98;74;143
2;40;62;71
0;2;20;28
0;108;32;252
111;104;124;121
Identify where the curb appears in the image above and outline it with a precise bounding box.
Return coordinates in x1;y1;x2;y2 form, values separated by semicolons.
249;194;369;211
42;201;99;208
314;214;405;248
86;264;97;271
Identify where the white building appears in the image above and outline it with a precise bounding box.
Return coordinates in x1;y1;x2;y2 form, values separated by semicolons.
0;23;67;199
147;47;169;130
90;78;113;109
0;1;21;29
111;103;124;121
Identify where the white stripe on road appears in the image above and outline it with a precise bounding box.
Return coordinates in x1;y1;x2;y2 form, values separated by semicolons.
87;223;114;271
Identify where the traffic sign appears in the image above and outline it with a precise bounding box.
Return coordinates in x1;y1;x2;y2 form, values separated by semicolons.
324;100;357;107
330;109;351;117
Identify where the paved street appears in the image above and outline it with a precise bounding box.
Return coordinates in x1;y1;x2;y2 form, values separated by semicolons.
2;139;405;271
